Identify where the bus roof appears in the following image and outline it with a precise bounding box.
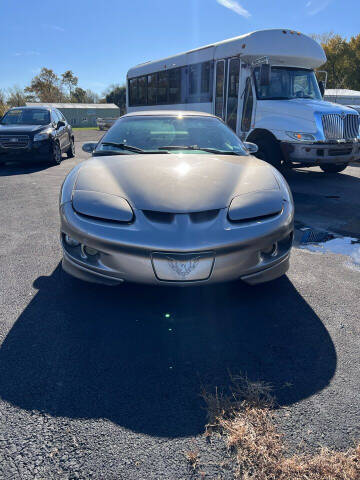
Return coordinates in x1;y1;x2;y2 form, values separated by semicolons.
127;29;326;78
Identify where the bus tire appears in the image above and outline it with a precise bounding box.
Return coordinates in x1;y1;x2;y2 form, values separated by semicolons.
320;164;347;173
254;138;282;169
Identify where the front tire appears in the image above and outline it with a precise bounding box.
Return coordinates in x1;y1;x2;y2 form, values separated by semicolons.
320;163;347;173
254;138;283;169
66;137;75;158
50;141;62;165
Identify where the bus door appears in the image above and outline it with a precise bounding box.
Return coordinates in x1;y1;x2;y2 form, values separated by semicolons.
238;65;255;139
224;57;240;133
214;59;226;120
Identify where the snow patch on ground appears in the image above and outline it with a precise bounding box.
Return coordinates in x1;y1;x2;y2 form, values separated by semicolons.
299;236;360;272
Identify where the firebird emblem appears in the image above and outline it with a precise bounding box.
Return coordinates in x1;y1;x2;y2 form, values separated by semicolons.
167;256;200;278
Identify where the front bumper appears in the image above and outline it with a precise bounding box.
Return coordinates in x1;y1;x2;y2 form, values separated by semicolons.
60;201;294;286
0;140;51;162
281;139;360;166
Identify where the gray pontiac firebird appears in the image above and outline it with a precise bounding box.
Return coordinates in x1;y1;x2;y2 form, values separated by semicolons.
59;111;294;286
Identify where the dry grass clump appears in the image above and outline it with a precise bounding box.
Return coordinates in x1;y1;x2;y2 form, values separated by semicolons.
185;448;200;471
202;374;360;480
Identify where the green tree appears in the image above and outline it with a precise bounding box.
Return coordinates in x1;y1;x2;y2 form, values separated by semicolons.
24;68;64;102
71;87;99;103
61;70;78;97
313;33;360;90
104;84;126;114
0;89;7;117
7;86;27;107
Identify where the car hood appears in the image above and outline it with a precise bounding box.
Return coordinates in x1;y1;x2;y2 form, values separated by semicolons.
73;153;280;213
0;124;48;134
258;98;359;122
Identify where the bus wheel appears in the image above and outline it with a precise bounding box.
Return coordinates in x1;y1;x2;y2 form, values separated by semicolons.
320;164;347;173
254;138;282;169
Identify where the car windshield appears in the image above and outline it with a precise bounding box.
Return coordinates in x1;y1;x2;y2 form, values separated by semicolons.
96;116;248;155
1;108;51;126
254;67;322;100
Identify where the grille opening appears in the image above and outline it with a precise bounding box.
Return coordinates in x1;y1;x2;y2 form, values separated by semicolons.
189;209;219;223
322;113;359;140
0;135;30;149
143;210;175;223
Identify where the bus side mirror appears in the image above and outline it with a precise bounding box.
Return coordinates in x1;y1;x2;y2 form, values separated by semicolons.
318;80;325;98
259;64;271;86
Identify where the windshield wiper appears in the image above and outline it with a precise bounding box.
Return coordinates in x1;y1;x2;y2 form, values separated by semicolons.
99;142;168;155
101;142;145;153
157;145;241;155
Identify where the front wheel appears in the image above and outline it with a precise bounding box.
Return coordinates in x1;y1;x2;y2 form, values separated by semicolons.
320;163;347;173
66;137;75;158
49;142;62;165
254;138;283;170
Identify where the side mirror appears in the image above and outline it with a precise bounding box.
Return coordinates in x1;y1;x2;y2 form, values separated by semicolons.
243;142;258;154
318;80;325;98
259;64;271;87
82;142;97;153
57;120;66;128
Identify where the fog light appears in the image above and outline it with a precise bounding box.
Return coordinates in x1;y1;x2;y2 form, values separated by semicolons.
64;234;80;247
83;246;98;256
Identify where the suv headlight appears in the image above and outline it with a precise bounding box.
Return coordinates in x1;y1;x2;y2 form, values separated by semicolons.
286;132;316;142
33;128;53;141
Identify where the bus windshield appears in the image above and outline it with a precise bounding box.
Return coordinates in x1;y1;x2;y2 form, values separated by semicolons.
254;67;322;101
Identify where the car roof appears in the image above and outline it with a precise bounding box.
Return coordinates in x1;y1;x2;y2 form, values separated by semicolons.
10;105;53;111
123;110;215;118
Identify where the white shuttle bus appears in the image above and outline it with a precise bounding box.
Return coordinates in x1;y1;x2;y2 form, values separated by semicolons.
126;29;360;173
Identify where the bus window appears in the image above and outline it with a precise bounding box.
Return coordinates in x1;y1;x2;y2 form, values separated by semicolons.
215;61;225;119
169;68;181;103
201;62;211;93
241;77;254;132
129;78;138;106
157;71;168;103
147;73;157;105
138;76;147;105
189;64;199;95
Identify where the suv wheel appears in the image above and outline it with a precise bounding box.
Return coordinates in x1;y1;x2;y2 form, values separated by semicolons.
67;137;75;158
50;142;62;165
320;163;347;173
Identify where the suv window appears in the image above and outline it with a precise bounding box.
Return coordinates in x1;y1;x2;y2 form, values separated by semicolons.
52;110;60;124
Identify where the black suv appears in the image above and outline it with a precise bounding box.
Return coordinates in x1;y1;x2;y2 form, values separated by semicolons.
0;106;75;165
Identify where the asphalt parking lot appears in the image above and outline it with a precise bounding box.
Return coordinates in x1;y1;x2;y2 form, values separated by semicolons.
0;130;359;479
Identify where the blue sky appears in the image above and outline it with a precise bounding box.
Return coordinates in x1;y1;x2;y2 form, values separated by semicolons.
0;0;359;95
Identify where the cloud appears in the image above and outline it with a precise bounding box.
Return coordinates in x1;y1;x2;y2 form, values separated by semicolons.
216;0;251;18
305;0;331;15
42;24;65;32
14;51;40;57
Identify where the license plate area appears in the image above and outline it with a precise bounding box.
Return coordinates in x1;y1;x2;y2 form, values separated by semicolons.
151;251;215;282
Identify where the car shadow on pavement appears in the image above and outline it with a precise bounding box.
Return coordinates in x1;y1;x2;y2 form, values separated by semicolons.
0;265;336;438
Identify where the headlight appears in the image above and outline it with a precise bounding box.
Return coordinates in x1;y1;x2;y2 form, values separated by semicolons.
72;190;134;222
33;128;53;141
286;131;316;142
228;190;283;222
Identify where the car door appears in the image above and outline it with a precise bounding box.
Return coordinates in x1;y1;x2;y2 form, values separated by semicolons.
53;110;68;150
58;110;71;150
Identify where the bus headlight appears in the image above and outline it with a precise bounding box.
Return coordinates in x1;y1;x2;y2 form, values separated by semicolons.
286;132;316;142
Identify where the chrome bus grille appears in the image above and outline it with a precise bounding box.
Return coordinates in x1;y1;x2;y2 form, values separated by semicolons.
322;114;359;140
0;135;30;149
